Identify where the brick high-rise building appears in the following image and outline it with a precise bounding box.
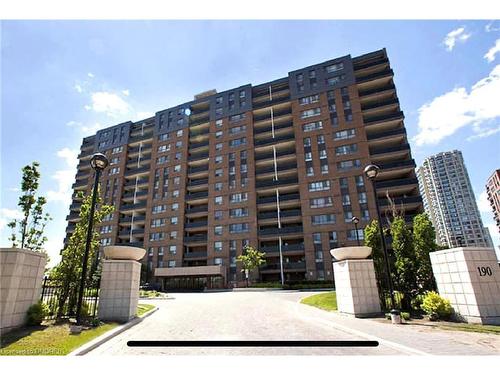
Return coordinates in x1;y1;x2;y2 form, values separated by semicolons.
486;169;500;235
65;48;422;289
417;150;493;249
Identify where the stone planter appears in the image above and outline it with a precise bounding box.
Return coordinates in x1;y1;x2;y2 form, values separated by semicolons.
330;246;372;261
103;245;146;261
70;325;83;334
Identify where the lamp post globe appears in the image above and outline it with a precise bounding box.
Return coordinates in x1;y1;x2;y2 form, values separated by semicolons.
90;153;109;171
364;164;380;180
351;216;360;246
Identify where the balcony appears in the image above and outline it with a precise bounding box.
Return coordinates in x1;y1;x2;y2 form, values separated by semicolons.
120;201;147;211
123;190;148;199
257;192;300;205
364;111;404;126
378;195;423;207
358;84;396;99
254;121;293;135
186;191;208;200
119;228;145;237
256;162;297;175
366;128;406;141
370;143;410;156
128;145;152;154
253;108;292;122
361;98;399;112
261;261;306;272
129;132;153;143
184;251;208;259
188;178;209;187
72;180;88;190
125;178;149;187
189;140;209;150
256;177;299;189
189;116;210;127
255;148;296;161
260;243;305;253
252;95;291;110
188;165;209;174
66;213;80;222
69;202;82;211
184;234;208;243
353;57;389;71
258;225;303;236
375;177;418;190
124;165;150;177
378;159;416;171
185;205;208;214
258;209;301;220
120;215;146;223
127;155;152;165
356;68;394;84
254;133;295;147
185;221;208;228
188;152;209;162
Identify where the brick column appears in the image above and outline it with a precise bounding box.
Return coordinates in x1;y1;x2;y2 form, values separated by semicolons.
98;259;141;322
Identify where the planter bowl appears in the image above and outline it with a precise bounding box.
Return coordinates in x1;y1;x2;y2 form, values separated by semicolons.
329;246;372;261
103;246;146;261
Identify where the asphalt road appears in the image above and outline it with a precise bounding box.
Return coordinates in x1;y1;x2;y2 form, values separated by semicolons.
87;290;500;355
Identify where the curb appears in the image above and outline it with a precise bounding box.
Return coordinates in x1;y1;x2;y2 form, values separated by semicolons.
232;288;335;292
68;307;158;356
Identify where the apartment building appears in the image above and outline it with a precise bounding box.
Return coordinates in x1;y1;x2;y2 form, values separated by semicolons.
486;169;500;235
65;48;422;289
417;150;493;248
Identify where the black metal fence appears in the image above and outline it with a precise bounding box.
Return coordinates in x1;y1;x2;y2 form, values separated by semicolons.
40;276;100;320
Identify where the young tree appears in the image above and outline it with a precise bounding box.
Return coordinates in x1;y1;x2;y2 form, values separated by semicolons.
364;219;386;291
51;191;113;318
390;216;418;310
236;245;266;286
413;213;437;293
7;161;51;252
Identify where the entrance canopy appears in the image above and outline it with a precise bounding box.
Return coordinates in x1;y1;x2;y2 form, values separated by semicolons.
154;265;226;278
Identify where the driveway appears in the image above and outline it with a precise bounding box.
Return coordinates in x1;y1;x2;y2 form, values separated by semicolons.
87;291;500;355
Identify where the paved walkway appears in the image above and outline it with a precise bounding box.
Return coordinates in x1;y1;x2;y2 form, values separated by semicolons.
88;291;500;355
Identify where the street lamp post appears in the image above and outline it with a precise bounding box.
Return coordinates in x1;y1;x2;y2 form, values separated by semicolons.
351;216;360;246
75;153;109;326
364;164;400;321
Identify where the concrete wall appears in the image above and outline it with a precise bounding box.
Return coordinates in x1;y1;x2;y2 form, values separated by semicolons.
333;259;381;317
0;248;47;334
430;247;500;325
98;260;141;323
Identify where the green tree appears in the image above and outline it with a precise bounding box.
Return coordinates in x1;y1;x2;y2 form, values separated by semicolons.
236;245;266;286
7;161;51;252
390;216;418;310
364;219;386;291
51;191;113;318
413;213;437;293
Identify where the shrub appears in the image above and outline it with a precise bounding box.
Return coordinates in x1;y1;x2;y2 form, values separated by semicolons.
26;302;49;325
421;291;453;320
401;312;410;321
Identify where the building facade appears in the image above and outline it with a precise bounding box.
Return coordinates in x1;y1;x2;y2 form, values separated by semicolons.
417;150;493;249
486;169;500;235
65;48;422;289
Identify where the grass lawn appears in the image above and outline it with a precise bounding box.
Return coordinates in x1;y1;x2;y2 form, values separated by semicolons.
137;303;156;317
300;291;337;311
437;322;500;335
0;322;118;356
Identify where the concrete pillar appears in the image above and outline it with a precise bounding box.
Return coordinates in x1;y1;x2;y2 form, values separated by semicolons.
333;259;381;317
0;248;47;334
430;247;500;325
98;259;141;322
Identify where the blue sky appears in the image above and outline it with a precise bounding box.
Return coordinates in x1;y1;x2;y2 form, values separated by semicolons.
1;20;499;266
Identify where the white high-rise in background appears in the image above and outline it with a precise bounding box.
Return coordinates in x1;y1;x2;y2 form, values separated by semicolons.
417;150;493;248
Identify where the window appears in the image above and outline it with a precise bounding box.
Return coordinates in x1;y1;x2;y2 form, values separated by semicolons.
300;108;321;119
110;157;119;165
317;135;325;145
240;164;247;173
100;225;113;234
337;159;361;170
342;194;351;206
152;204;166;214
171;203;179;211
299;94;320;105
312;214;336;225
102;213;114;222
358;192;367;204
230;192;248;203
230;208;249;217
303;137;312;147
168;260;176;268
229;223;249;233
215;182;223;191
310;197;333;208
215;168;223;177
334;129;356;140
175;152;181;160
347;229;365;241
172;190;179;198
327;75;346;86
169;245;177;254
320;162;329;174
158;133;169;142
214;210;223;220
319;149;328;159
230;113;246;122
109;167;120;175
214;258;223;265
308;180;331;192
170;231;177;239
329;231;338;244
215;108;223;116
149;232;165;241
176;129;183;137
215;142;223;151
325;62;344;73
344;211;353;222
215;130;223;138
302;121;323;132
158;247;164;256
151;218;166;228
313;233;322;244
229;125;246;134
214;241;223;251
215;196;223;205
315;250;324;262
158;144;169;153
228;152;235;161
355;176;365;187
100;238;112;246
214;226;223;236
215;155;223;164
175;140;182;148
157;155;168;164
171;217;178;225
304;152;313;162
306;165;314;176
216;96;223;105
173;176;180;185
229;138;247;147
335;144;358;156
112;146;123;154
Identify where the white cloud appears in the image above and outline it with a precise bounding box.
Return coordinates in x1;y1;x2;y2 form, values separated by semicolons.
477;190;493;213
122;89;130;96
89;91;130;118
484;39;500;63
466;124;500;141
87;72;94;78
46;148;79;206
84;105;91;111
136;111;155;120
485;21;500;33
413;64;500;146
8;187;20;192
0;208;24;231
81;122;105;135
443;27;471;51
74;84;83;93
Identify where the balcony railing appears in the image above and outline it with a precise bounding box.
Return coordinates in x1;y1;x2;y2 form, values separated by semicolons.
183;235;208;243
184;251;208;259
364;111;404;125
356;68;393;84
123;190;148;199
72;180;88;189
254;133;295;146
254;121;293;135
186;205;208;214
124;178;149;187
189;140;209;150
370;143;410;155
129;132;154;143
256;162;297;175
375;178;418;189
257;193;300;204
189;116;210;127
366;128;406;141
128;145;152;154
379;195;423;207
124;165;150;177
261;261;306;271
378;159;416;171
258;209;302;220
354;57;389;71
188;178;209;187
127;155;152;165
258;225;303;236
186;191;208;200
253;108;292;122
252;95;291;110
256;177;299;189
188;165;209;174
255;148;295;161
361;98;399;111
358;84;396;98
185;221;208;228
120;215;146;223
260;243;305;253
119;228;145;236
188;152;209;162
120;201;147;211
